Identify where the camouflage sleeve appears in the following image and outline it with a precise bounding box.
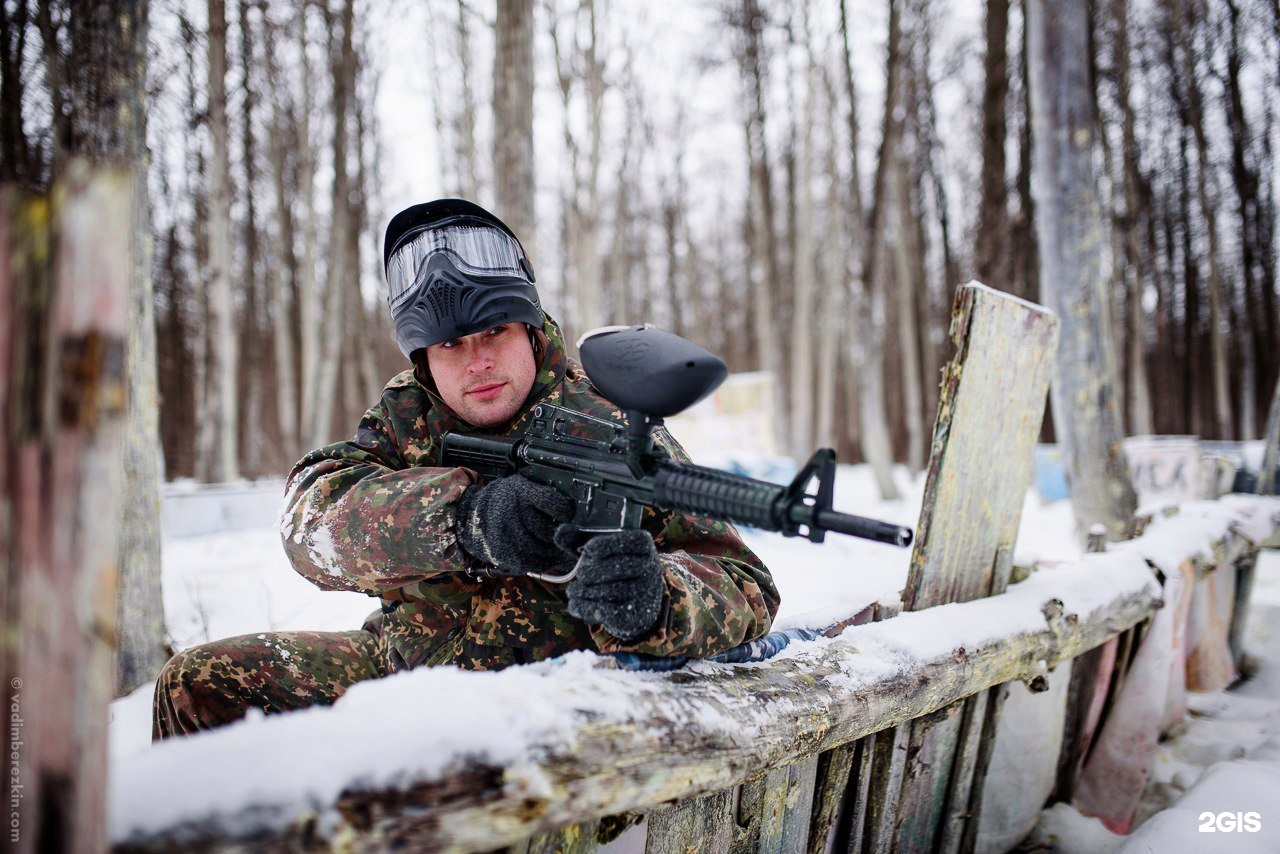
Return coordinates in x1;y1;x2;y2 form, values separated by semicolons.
278;399;480;597
588;429;781;658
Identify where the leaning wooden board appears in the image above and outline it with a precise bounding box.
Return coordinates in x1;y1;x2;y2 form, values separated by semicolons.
871;282;1060;853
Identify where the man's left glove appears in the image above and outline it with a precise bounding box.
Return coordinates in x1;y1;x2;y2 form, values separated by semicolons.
455;475;575;577
559;528;666;641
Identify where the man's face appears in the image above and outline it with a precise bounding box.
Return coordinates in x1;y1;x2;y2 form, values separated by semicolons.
425;323;538;428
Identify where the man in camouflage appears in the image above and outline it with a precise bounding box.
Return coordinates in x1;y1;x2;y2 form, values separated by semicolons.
153;199;778;740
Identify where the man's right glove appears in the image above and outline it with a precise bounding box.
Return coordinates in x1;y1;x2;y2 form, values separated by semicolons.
559;528;666;641
455;475;575;577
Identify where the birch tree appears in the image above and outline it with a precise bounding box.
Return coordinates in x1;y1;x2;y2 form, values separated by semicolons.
494;0;536;252
206;0;239;481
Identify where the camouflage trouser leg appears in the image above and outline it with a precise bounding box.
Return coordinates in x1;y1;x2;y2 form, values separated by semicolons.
152;629;387;741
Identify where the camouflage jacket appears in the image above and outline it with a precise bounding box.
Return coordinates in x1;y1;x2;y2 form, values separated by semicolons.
279;313;779;671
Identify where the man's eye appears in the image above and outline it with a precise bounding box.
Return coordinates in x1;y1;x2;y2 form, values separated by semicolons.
440;339;460;349
488;325;508;336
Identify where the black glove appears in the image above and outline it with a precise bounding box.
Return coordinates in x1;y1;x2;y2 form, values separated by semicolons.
558;528;666;641
455;475;575;577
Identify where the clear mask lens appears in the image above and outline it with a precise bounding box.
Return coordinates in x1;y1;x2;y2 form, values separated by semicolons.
387;222;527;306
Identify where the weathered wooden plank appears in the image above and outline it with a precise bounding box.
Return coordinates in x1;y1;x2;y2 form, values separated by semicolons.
521;818;601;854
757;756;816;854
903;283;1059;611
731;777;765;854
646;790;731;854
805;744;856;854
938;689;990;853
896;701;965;850
886;283;1058;852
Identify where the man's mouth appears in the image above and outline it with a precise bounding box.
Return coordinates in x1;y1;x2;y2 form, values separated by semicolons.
467;381;506;399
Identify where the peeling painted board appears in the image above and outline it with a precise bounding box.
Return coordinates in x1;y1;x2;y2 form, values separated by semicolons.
645;790;731;854
753;756;818;854
863;725;911;854
840;734;877;854
805;744;857;854
904;282;1059;611
732;777;766;854
894;700;965;852
522;819;601;854
937;690;990;853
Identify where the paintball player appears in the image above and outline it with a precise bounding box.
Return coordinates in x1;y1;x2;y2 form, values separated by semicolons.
152;198;779;740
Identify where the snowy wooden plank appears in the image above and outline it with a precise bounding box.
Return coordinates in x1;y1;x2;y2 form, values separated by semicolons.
3;165;131;854
113;569;1168;851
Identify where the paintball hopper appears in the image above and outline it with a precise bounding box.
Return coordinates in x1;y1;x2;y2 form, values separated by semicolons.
578;325;727;418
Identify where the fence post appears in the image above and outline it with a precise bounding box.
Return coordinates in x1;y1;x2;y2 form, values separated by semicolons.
863;282;1059;853
1;164;131;853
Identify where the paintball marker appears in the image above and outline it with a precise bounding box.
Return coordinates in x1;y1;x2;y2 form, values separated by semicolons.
441;325;913;582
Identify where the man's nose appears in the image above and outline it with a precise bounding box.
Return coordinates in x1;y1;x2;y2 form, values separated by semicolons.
467;347;495;373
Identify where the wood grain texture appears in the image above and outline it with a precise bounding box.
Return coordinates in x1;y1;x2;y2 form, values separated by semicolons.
891;282;1059;852
647;790;732;854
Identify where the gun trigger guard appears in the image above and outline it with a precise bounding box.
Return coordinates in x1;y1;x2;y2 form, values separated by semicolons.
526;563;579;584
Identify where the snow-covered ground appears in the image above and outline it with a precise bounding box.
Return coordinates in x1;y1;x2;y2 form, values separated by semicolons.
108;465;1279;851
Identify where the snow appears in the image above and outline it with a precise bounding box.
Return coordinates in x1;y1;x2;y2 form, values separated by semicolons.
110;467;1280;847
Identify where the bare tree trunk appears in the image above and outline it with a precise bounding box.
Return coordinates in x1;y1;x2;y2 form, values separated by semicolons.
206;0;239;481
815;69;845;450
454;0;479;200
1223;0;1273;439
296;3;320;451
975;0;1010;290
0;0;33;184
1113;0;1153;436
1027;0;1136;540
260;0;299;457
789;0;816;459
1172;0;1231;440
238;0;262;475
857;0;909;501
494;0;536;254
308;0;355;447
891;151;926;475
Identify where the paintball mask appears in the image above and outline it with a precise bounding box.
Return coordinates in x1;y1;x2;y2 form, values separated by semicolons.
383;199;542;359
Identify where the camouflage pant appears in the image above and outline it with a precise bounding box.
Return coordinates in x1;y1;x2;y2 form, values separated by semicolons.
152;628;389;741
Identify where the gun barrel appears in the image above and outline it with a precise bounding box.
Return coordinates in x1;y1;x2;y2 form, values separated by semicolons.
813;509;914;547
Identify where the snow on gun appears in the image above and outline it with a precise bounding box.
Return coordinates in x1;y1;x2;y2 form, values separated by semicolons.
442;325;912;581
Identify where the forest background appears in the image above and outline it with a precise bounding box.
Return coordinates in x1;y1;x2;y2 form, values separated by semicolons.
3;0;1276;484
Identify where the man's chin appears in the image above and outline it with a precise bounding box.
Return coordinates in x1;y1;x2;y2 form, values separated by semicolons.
461;398;520;429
